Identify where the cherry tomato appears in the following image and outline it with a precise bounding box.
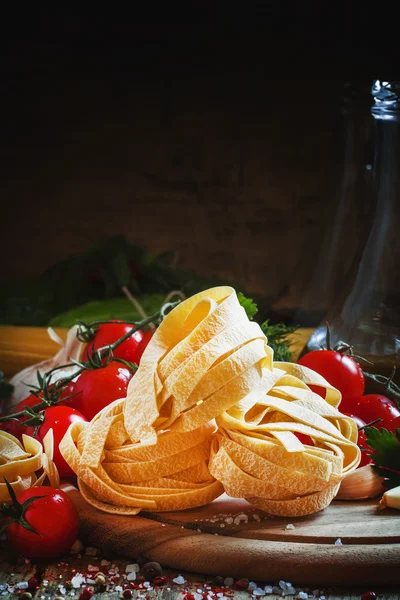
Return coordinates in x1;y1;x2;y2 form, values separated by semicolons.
343;413;372;467
351;394;400;431
25;406;87;477
1;394;39;441
73;362;133;421
84;321;152;366
1;382;80;442
4;486;79;558
298;350;364;400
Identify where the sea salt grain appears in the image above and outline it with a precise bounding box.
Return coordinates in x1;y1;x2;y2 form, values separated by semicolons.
334;538;342;545
279;581;296;595
115;586;123;592
194;594;203;600
71;574;86;589
253;587;265;596
234;513;248;526
298;593;308;600
15;583;29;590
248;581;257;591
285;524;295;530
127;573;137;581
264;586;273;594
172;576;186;585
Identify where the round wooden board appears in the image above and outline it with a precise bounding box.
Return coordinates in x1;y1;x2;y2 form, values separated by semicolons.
66;488;400;587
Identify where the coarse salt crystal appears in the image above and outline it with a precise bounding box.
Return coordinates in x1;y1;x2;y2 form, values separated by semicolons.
248;582;257;591
71;574;86;589
264;586;273;594
253;514;261;522
15;582;29;590
225;517;234;524
298;593;308;600
127;572;137;581
285;524;295;530
86;579;96;585
194;595;203;600
217;594;225;598
334;538;342;545
59;586;67;595
320;596;325;600
220;523;225;528
233;513;248;526
172;576;186;585
87;565;99;572
125;564;140;573
115;586;123;592
253;588;265;596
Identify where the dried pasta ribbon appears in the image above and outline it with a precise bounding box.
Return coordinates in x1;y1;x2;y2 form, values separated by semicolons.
60;286;360;517
209;363;360;516
0;431;59;502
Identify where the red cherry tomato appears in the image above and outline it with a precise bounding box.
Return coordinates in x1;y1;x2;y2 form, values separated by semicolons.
25;406;87;477
73;362;133;421
294;432;314;446
351;394;400;431
298;350;364;400
1;383;80;441
4;486;79;559
1;394;39;441
84;321;152;366
343;413;372;467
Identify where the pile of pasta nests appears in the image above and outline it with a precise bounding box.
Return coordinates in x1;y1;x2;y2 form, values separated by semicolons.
60;286;360;518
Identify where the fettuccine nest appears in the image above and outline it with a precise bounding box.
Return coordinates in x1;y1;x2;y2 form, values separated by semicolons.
60;287;360;517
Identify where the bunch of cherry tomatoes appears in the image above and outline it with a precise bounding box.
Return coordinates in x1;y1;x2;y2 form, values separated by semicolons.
298;349;400;467
2;322;153;477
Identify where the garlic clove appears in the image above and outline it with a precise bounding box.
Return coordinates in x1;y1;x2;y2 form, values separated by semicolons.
335;464;383;500
378;485;400;510
6;326;83;411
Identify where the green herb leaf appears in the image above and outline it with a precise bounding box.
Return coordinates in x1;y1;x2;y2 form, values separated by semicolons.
237;293;258;320
261;320;299;362
364;426;400;489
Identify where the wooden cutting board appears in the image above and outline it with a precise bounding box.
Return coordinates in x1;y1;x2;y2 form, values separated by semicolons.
65;487;400;587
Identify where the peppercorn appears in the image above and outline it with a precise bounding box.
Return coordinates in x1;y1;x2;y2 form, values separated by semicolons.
135;575;145;584
153;576;168;586
361;593;377;600
122;590;133;599
235;579;249;590
211;576;224;587
27;578;38;590
79;587;93;600
141;562;163;582
64;581;73;591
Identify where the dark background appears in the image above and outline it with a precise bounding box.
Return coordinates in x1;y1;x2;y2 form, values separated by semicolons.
0;11;395;325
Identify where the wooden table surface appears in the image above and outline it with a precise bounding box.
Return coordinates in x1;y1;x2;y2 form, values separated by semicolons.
1;326;399;599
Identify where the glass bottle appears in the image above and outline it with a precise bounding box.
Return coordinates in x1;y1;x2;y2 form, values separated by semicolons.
305;80;400;384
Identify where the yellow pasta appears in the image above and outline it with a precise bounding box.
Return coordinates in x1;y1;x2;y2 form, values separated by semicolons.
60;287;360;516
